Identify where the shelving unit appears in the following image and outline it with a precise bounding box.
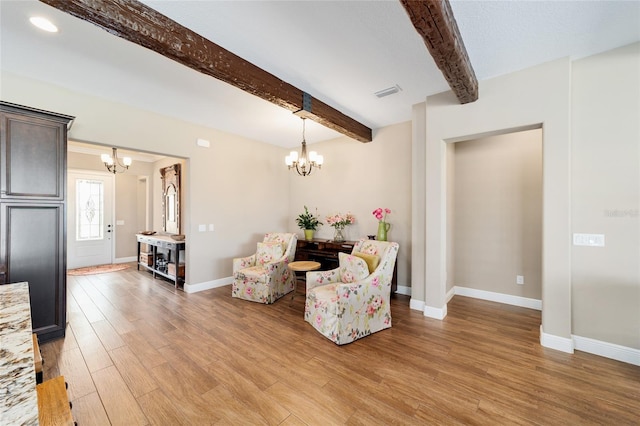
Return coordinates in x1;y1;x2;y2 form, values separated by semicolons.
136;234;185;289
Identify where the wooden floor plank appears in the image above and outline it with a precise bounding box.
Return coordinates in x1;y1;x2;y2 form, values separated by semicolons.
91;319;126;351
55;346;96;401
69;391;111;426
109;346;158;398
92;365;148;426
137;389;188;426
35;266;640;425
204;359;290;425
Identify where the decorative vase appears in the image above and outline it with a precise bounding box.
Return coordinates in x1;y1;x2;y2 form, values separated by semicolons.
333;225;345;242
304;229;315;241
376;221;391;241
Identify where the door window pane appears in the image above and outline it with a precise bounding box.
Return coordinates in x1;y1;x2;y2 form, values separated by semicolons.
76;179;104;240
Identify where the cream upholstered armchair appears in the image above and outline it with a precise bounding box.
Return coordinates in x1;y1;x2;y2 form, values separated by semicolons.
232;233;297;304
304;239;399;345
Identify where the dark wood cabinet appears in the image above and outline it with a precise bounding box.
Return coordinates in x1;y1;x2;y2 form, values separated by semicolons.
295;239;397;295
0;101;74;343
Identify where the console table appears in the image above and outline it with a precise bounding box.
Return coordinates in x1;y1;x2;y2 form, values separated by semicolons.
295;239;397;295
136;234;186;289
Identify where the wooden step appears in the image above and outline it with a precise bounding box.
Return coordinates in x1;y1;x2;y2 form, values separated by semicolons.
36;375;74;426
32;333;43;384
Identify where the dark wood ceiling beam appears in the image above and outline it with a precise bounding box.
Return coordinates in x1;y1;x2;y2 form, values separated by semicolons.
40;0;372;142
400;0;478;104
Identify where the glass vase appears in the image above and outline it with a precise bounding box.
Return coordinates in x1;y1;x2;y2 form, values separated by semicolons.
376;221;391;241
333;226;345;242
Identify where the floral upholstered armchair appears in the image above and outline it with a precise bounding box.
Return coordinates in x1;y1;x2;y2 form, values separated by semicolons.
232;233;297;304
304;239;399;345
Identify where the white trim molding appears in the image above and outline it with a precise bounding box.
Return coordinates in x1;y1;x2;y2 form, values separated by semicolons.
184;276;232;293
454;286;542;310
395;285;411;296
424;304;447;320
409;298;425;312
540;325;575;354
115;256;137;264
446;287;455;303
573;335;640;366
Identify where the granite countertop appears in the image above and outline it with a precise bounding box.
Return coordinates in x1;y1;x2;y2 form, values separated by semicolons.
0;282;38;425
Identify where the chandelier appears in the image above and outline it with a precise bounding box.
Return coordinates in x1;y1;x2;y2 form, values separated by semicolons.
285;118;323;176
101;147;132;174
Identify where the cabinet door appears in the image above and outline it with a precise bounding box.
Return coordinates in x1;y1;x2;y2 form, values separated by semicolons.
0;203;66;342
0;111;67;201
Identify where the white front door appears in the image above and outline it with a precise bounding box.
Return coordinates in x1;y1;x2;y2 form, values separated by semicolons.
67;170;114;269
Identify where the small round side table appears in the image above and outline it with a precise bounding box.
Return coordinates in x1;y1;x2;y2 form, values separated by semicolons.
288;260;321;304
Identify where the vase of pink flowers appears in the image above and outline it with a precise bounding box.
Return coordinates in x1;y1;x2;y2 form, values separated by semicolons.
372;208;391;241
326;212;355;242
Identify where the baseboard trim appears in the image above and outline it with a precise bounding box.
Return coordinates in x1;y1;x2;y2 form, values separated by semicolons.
454;286;542;310
184;276;233;293
409;298;424;312
446;287;455;303
395;285;411;296
424;304;447;320
573;334;640;366
540;325;574;354
115;256;137;264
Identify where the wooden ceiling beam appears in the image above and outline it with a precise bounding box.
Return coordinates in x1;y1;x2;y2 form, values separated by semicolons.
40;0;372;142
400;0;478;104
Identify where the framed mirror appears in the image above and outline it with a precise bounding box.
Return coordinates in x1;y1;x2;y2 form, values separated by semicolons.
161;163;181;234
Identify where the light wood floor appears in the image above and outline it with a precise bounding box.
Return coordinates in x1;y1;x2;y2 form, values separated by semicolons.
41;265;639;425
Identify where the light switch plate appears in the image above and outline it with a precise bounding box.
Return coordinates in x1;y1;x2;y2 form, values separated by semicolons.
573;233;605;247
198;224;206;232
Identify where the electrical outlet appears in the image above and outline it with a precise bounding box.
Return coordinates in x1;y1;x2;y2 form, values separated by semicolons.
209;224;214;231
516;275;524;285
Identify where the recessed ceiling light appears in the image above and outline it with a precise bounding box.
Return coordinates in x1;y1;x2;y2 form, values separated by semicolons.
30;16;58;33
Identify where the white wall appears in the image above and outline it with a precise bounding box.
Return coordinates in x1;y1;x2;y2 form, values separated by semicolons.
571;43;640;349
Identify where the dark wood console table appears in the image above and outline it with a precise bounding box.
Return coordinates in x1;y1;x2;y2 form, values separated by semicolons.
136;234;185;289
295;239;397;295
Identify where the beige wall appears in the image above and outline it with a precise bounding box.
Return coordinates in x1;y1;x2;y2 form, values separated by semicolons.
288;121;412;290
420;42;640;352
452;129;542;299
3;72;290;286
3;71;411;289
421;57;572;339
571;43;640;349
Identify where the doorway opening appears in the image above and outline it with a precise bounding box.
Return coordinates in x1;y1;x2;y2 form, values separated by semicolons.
67;141;184;269
446;127;543;307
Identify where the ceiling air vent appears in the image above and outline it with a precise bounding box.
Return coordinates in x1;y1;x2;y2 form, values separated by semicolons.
374;84;402;98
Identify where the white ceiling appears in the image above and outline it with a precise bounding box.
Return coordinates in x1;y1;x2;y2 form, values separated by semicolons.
1;0;639;149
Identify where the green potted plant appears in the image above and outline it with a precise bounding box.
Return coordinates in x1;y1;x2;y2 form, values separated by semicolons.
296;206;322;241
